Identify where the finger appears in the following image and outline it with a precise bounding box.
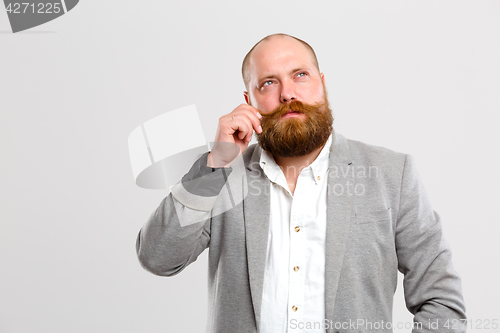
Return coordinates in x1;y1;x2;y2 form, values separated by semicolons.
236;103;262;120
230;115;254;141
232;107;262;135
219;112;251;140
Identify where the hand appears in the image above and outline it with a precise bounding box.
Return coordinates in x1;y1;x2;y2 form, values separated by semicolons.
208;104;262;168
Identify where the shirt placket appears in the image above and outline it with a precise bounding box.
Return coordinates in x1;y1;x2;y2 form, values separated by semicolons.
287;179;307;331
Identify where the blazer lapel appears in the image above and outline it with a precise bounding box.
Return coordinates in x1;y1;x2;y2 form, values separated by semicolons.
243;145;270;329
325;132;354;322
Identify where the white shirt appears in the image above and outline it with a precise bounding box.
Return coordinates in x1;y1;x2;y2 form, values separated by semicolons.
259;135;332;333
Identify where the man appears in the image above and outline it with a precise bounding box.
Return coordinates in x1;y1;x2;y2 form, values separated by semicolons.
136;34;466;332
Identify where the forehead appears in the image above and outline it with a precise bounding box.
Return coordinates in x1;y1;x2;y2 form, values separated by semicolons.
248;36;316;79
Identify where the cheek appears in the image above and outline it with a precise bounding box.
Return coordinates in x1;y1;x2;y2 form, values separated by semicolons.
307;86;326;104
255;95;280;113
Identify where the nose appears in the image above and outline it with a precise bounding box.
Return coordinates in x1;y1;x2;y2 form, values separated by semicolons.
280;81;296;103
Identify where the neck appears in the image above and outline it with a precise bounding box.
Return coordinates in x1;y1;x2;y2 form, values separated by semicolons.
274;145;324;172
273;142;327;194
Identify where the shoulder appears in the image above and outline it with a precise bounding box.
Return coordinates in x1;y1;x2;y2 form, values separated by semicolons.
335;134;412;183
344;136;407;168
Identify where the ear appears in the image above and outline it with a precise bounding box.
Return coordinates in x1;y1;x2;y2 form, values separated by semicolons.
243;91;250;105
321;73;325;85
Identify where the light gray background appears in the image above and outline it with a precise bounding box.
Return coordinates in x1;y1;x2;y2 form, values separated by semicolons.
1;1;499;332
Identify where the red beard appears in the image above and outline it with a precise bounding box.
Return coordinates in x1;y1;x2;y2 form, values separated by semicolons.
257;98;333;158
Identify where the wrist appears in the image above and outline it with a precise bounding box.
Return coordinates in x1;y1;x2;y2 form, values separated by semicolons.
208;142;241;168
208;151;238;168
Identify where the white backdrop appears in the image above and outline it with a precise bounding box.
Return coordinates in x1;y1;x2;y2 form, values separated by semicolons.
1;1;499;332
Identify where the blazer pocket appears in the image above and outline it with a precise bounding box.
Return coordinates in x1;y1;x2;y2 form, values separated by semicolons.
355;208;392;224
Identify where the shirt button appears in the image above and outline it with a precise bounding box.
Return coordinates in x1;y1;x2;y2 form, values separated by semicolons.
292;305;298;312
317;176;321;181
293;266;300;272
294;226;300;232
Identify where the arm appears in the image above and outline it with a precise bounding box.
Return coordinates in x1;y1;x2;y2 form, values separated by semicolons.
136;103;262;276
136;152;230;276
396;155;466;332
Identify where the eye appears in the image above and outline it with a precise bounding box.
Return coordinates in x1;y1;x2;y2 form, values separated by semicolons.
261;80;274;89
296;72;307;78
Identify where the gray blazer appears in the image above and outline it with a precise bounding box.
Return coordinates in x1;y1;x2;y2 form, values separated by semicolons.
136;132;466;333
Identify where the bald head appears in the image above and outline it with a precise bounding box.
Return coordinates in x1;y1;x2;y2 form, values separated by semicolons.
241;34;320;90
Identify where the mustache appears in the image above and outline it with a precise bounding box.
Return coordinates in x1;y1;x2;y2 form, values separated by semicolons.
259;100;324;120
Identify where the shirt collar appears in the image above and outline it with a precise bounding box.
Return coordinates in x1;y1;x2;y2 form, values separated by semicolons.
259;134;332;185
308;134;332;185
259;146;284;187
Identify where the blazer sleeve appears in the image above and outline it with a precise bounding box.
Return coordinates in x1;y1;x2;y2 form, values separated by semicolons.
395;155;466;333
136;152;231;276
